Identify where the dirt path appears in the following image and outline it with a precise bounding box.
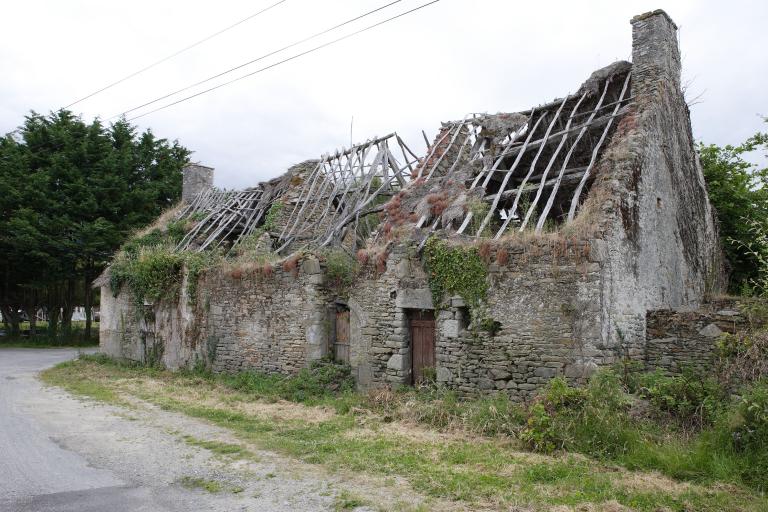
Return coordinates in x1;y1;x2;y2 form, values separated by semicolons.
0;349;381;512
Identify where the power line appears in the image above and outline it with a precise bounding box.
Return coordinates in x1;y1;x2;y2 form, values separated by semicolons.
62;0;289;110
127;0;441;122
111;0;403;120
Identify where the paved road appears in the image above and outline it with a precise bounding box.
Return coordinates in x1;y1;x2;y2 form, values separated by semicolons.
0;349;349;512
0;349;164;511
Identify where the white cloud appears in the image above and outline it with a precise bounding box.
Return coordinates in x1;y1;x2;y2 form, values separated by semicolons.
1;0;765;188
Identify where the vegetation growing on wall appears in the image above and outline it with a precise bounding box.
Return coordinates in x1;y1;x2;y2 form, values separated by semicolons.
321;249;358;295
422;236;499;334
110;219;219;308
233;201;284;258
110;246;185;305
423;237;488;311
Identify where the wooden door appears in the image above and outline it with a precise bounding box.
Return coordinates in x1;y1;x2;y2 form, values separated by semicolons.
410;310;435;384
335;309;350;363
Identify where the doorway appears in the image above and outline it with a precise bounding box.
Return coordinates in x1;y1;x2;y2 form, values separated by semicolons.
334;306;350;363
408;309;435;384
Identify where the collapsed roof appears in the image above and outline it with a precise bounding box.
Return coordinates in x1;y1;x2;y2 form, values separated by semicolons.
174;60;633;255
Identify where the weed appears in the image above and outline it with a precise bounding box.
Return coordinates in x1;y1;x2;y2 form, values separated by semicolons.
179;476;222;493
356;249;369;266
322;249;358;295
334;490;366;511
636;369;726;428
182;435;254;459
495;246;509;266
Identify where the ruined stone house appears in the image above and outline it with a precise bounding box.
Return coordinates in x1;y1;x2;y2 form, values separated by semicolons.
98;10;727;398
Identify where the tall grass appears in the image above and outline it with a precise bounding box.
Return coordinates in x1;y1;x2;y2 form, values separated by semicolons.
71;350;768;493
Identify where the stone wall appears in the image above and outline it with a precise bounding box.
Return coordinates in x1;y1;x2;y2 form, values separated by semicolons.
645;302;746;374
202;256;333;374
433;240;604;400
100;254;334;375
347;243;433;387
99;271;200;368
344;239;607;399
581;10;725;361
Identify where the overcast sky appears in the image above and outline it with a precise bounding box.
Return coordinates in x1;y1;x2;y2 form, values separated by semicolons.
1;0;765;189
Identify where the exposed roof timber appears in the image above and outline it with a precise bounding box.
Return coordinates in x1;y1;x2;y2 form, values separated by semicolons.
176;63;633;254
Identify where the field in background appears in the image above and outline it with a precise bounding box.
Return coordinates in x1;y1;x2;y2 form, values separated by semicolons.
0;320;99;348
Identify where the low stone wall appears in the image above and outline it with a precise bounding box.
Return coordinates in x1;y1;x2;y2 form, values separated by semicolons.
645;302;747;373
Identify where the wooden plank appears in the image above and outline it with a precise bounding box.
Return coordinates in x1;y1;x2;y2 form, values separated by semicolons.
568;72;632;221
425;120;467;180
493;97;570;238
535;78;611;233
474;112;547;238
519;92;588;232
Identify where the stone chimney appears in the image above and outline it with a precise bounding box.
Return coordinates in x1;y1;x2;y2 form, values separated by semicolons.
182;163;214;203
630;9;681;97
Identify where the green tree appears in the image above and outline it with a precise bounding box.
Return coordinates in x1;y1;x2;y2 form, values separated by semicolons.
0;110;190;339
700;120;768;293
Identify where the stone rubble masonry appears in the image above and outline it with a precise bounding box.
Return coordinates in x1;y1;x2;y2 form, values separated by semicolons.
584;8;725;366
99;10;727;399
645;300;748;374
100;254;334;374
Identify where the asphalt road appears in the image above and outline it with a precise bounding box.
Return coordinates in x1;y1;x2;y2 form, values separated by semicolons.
0;349;163;511
0;349;349;512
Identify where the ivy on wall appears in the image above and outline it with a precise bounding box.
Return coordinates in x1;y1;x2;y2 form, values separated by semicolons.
422;237;488;312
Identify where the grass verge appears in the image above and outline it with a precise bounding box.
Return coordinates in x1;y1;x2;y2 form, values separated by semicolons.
40;355;768;511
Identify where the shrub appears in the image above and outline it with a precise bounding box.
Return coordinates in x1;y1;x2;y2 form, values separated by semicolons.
221;358;355;404
520;403;559;453
375;249;388;275
716;329;768;387
496;246;509;266
637;369;726;428
110;246;185;305
478;241;492;263
356;249;369;266
166;220;187;244
323;249;358;294
282;254;300;276
121;230;165;258
732;380;768;452
280;358;356;402
521;371;636;457
541;377;588;411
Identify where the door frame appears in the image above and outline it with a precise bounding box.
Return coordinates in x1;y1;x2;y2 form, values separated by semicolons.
407;309;436;385
333;303;350;363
